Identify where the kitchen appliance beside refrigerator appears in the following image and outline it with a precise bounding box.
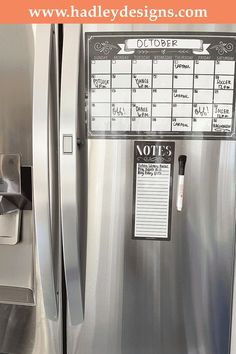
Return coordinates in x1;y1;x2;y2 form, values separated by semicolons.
60;24;236;354
0;25;62;354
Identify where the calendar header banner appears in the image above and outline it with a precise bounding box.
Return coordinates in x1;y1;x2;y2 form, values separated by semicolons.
118;39;210;55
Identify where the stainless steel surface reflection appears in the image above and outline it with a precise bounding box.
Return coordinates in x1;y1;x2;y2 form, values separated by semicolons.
65;23;236;354
0;254;62;354
0;25;33;166
71;139;236;354
0;24;62;354
0;154;21;195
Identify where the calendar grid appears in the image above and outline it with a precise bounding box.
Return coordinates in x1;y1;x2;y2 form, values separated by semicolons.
212;60;217;132
150;60;154;132
110;60;112;131
130;60;133;131
170;60;175;132
191;61;196;132
90;58;235;135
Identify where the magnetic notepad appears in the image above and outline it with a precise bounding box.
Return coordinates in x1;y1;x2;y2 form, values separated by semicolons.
132;141;175;240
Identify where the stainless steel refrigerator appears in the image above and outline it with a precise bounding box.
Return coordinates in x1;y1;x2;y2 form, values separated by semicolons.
1;23;236;354
60;24;236;354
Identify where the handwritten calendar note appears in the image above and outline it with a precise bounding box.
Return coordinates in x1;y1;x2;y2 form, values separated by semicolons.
87;33;236;138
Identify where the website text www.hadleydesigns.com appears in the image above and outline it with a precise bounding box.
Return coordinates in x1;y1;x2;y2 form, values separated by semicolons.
28;5;208;22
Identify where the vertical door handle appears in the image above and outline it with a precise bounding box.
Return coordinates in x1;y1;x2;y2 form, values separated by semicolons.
33;24;58;320
177;155;187;211
60;24;83;325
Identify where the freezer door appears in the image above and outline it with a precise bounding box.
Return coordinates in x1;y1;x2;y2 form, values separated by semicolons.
64;24;236;354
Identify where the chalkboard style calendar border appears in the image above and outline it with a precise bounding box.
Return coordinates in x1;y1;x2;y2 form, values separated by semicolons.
86;32;236;140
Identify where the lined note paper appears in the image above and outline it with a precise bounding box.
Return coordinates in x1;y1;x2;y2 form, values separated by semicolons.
133;141;175;240
135;163;170;238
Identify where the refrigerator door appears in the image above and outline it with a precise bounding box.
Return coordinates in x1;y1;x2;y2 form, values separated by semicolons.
0;24;62;354
62;24;236;354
